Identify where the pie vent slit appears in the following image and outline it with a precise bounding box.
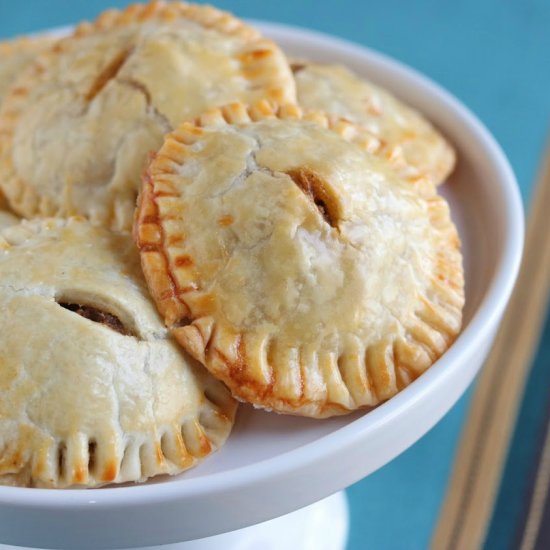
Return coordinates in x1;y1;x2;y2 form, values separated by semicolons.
57;301;132;337
286;167;339;228
85;47;133;102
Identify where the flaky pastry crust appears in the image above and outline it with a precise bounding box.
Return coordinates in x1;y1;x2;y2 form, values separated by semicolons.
292;62;456;185
135;100;464;418
0;1;295;231
0;218;236;488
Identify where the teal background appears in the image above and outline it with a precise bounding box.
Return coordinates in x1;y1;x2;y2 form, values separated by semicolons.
1;1;548;548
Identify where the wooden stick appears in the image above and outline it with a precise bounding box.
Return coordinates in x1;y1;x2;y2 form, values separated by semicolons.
519;416;550;550
431;141;550;550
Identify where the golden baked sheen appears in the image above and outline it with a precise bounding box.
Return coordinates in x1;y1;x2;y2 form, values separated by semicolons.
0;1;295;231
0;218;237;488
292;62;456;185
135;101;464;418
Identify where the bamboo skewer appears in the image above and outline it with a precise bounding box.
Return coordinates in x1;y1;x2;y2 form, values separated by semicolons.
431;141;550;550
519;415;550;550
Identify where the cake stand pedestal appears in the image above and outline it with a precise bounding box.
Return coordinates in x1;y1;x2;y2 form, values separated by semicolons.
0;492;348;550
143;492;348;550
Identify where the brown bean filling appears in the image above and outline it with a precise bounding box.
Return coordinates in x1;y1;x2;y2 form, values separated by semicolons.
85;48;133;102
58;302;131;336
286;167;340;228
290;62;306;74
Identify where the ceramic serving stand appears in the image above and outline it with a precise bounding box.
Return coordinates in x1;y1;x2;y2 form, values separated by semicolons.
0;22;524;550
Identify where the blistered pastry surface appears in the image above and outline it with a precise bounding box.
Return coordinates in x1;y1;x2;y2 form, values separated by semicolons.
135;101;464;417
0;217;236;488
0;2;295;231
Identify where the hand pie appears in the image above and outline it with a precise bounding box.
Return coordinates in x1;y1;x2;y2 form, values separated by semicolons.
0;1;295;231
135;101;464;418
292;62;456;185
0;218;237;488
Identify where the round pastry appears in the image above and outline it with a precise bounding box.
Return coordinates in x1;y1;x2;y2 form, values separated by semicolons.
291;61;456;185
0;1;295;231
0;217;237;488
135;101;464;418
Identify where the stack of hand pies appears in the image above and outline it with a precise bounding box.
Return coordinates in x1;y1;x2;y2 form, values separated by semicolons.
0;1;464;488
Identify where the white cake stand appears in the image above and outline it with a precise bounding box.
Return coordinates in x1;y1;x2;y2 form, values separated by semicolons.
0;22;523;550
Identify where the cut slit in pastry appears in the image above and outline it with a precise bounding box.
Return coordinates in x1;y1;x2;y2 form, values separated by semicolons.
0;1;296;231
0;218;237;488
291;61;456;185
135;100;464;418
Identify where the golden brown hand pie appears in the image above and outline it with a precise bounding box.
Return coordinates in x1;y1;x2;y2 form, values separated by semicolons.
135;101;464;418
0;1;296;231
292;62;456;185
0;218;237;488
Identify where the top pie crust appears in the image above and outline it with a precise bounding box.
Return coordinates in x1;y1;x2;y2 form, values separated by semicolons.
135;100;464;418
0;1;296;231
292;62;456;185
0;217;237;488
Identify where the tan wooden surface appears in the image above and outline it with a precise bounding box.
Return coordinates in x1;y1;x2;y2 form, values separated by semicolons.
431;142;550;550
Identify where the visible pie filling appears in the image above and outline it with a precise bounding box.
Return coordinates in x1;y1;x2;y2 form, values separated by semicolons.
58;302;131;336
85;48;133;102
290;62;306;74
286;167;339;228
